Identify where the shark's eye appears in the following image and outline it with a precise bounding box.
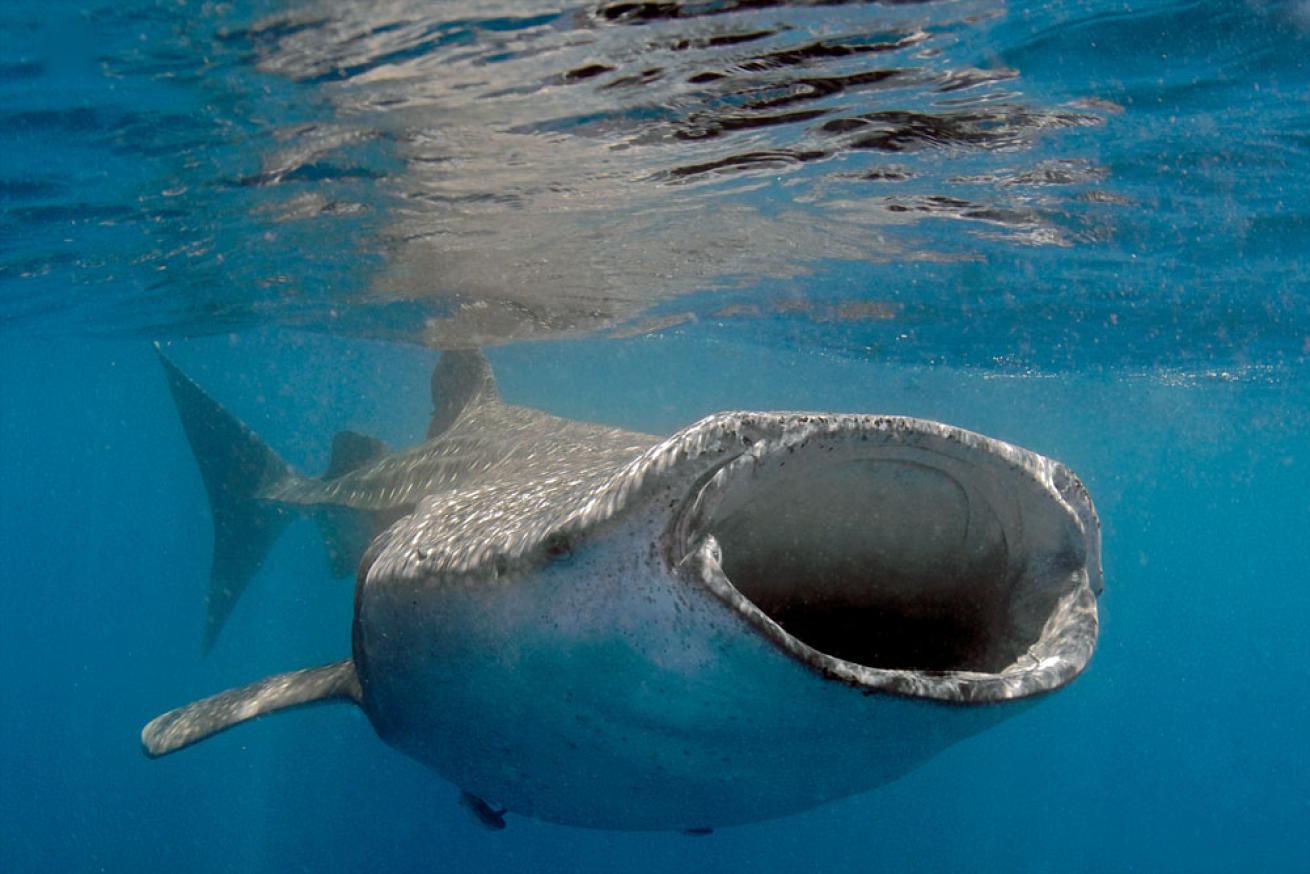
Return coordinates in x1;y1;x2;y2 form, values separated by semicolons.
543;532;573;562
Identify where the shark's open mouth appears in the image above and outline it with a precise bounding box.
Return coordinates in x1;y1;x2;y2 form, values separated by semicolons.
669;417;1100;700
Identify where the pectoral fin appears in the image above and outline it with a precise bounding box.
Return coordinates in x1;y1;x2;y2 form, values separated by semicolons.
142;659;360;758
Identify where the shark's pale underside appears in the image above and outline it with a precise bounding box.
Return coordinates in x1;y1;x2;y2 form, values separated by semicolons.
143;348;1102;831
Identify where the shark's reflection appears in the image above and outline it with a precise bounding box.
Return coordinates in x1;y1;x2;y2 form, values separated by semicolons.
228;0;1114;346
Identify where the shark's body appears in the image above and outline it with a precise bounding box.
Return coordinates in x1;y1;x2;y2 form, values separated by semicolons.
157;349;658;650
144;348;1102;831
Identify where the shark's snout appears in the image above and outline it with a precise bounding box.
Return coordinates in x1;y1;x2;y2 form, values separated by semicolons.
668;416;1100;702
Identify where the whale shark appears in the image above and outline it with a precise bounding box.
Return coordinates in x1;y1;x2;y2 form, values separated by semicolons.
142;347;1102;831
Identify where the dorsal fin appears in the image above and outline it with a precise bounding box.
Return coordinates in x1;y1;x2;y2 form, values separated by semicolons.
428;349;498;438
313;506;396;578
317;432;393;575
324;430;389;480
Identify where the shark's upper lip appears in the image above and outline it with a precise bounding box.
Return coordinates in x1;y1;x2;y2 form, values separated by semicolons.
663;413;1101;703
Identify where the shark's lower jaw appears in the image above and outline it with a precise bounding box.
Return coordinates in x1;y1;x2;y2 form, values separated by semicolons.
669;416;1100;702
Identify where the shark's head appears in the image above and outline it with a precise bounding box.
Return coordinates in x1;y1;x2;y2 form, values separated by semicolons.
363;411;1100;707
353;410;1101;828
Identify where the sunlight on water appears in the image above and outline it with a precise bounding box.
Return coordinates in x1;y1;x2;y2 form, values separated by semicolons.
233;0;1117;346
3;1;1305;374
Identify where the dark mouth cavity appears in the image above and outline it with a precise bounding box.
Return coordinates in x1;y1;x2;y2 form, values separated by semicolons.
689;448;1053;675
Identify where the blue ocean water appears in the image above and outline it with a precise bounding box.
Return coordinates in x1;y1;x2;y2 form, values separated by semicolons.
2;1;1308;871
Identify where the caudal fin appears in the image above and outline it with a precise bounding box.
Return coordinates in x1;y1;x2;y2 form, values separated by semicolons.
155;345;294;651
141;659;360;757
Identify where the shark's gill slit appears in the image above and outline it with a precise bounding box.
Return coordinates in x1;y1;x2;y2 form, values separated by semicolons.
691;444;1041;674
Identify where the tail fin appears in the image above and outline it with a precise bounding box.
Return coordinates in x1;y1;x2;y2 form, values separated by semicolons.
141;659;360;757
155;345;294;651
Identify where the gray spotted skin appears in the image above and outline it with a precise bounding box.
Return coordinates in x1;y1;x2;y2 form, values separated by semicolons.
154;345;655;647
268;400;657;514
142;660;360;756
353;411;1101;828
145;352;1103;831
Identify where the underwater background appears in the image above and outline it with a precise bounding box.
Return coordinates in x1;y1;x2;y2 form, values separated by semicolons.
2;0;1308;871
